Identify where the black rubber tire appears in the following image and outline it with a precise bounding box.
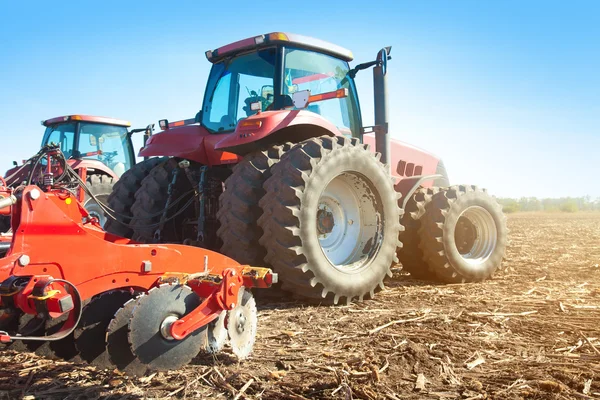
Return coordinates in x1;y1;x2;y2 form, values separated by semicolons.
84;174;115;228
397;187;440;280
130;158;194;243
0;216;9;234
217;143;292;265
258;136;403;304
104;157;166;238
418;185;508;283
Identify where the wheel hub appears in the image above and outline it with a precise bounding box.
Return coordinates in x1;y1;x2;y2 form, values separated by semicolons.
456;217;477;254
454;206;498;265
316;172;381;270
160;315;179;340
317;208;335;235
235;311;247;334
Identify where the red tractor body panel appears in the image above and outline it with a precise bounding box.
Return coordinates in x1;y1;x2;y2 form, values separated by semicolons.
139;125;240;166
215;109;340;152
4;159;119;187
363;134;440;186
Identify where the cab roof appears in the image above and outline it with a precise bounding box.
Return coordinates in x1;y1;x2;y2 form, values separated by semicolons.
42;115;131;127
206;32;354;63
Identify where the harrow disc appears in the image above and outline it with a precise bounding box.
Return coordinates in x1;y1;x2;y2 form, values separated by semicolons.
206;311;227;354
128;284;208;371
24;314;78;360
0;308;29;352
75;290;134;368
106;296;148;376
226;288;257;359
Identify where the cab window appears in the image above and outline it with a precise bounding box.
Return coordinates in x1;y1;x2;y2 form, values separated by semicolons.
42;123;76;158
283;48;360;137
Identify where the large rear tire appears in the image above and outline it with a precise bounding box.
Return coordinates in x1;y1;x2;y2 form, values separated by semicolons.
217;144;291;265
104;158;166;238
258;136;403;304
418;185;507;283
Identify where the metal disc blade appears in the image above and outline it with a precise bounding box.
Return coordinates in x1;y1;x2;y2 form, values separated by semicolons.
227;288;257;360
75;290;133;368
206;311;227;354
106;296;148;377
128;284;208;371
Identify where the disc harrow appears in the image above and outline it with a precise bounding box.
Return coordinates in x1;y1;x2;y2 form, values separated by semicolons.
0;146;276;375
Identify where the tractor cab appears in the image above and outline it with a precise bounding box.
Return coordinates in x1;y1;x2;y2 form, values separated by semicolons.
201;32;363;138
40;115;136;177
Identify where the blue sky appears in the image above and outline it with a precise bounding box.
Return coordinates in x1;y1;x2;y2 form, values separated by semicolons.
0;1;598;198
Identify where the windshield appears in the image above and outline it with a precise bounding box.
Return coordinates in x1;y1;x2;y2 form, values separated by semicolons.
42;122;133;177
78;123;133;176
283;48;360;136
201;48;277;133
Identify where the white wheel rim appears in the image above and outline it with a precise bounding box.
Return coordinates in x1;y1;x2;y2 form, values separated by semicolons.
85;202;107;227
454;206;497;266
317;172;381;271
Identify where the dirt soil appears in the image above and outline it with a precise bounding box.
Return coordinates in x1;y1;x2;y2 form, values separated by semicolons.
1;212;599;399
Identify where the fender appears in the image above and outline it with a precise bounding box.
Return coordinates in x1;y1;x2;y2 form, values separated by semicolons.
68;160;120;180
3;159;120;186
215;109;341;155
139;125;240;166
395;174;443;209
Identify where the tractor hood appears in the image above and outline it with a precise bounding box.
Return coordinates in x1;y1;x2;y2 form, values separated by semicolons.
215;109;341;154
139;125;240;166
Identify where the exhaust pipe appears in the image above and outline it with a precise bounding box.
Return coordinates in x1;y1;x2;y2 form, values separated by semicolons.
373;47;392;169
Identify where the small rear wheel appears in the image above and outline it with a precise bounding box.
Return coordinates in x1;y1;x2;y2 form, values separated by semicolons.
418;185;507;283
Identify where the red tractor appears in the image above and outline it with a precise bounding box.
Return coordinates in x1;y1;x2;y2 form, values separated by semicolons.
105;32;508;304
1;115;152;232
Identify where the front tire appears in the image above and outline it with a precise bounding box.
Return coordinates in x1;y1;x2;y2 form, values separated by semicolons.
418;185;507;283
258;136;403;304
84;175;115;228
217;144;291;265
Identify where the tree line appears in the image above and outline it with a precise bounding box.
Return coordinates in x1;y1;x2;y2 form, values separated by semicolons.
496;196;600;213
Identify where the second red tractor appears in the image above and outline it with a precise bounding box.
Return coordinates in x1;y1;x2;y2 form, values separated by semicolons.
104;32;508;304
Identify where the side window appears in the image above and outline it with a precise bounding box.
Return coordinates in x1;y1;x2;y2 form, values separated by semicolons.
237;74;274;117
202;49;276;133
209;73;232;124
283;48;357;136
43;123;76;157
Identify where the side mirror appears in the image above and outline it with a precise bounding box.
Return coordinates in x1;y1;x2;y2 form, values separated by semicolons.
377;46;392;76
292;90;310;109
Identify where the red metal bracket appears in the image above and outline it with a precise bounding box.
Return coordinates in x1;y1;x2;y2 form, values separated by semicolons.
169;268;243;340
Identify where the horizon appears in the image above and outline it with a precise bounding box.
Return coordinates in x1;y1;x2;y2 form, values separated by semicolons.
0;1;598;198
